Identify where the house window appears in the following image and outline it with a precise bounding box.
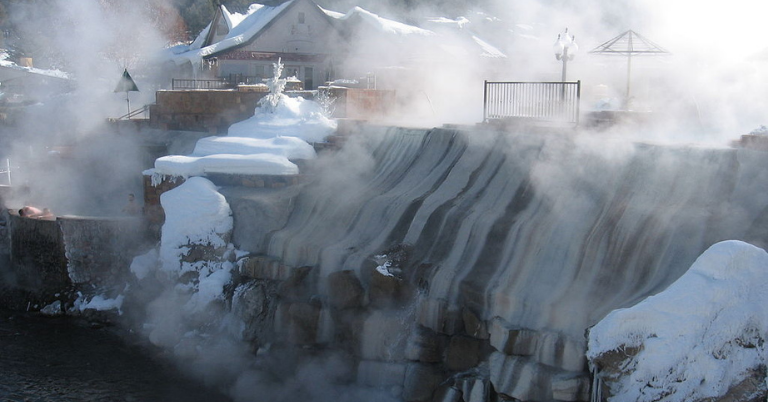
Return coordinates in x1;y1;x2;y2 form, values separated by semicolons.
298;12;305;24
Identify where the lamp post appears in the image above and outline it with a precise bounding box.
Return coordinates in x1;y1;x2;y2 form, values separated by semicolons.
554;28;578;82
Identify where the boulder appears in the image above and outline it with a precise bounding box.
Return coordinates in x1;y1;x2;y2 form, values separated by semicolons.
403;363;444;401
360;310;410;361
463;308;489;340
417;297;464;335
327;270;364;309
357;360;407;389
489;317;586;371
444;335;483;372
405;327;448;363
277;265;315;302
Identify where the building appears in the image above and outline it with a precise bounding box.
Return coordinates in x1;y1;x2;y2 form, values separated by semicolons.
164;0;506;91
167;0;345;90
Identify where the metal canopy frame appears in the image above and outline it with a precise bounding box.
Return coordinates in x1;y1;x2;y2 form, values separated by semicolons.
590;30;670;109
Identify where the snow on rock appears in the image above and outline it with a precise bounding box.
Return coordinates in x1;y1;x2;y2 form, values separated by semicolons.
72;293;125;314
40;300;63;316
153;84;333;178
159;176;233;275
227;95;336;143
130;247;158;280
154;153;299;178
184;260;235;314
587;240;768;402
191;136;316;159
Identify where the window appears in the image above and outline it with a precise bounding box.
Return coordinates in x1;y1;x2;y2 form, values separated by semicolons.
298;12;305;24
304;67;314;90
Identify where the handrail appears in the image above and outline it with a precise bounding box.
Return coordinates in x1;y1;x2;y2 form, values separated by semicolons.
112;104;151;121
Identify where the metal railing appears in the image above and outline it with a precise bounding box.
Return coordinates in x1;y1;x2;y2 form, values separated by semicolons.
484;80;581;125
171;78;233;90
0;159;12;186
171;74;268;90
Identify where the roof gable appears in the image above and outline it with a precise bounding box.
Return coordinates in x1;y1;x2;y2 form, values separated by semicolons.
207;0;337;58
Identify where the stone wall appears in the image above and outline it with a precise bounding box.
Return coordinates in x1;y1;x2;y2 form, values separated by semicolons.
149;90;267;133
326;87;396;120
9;211;69;293
58;215;148;287
8;212;147;299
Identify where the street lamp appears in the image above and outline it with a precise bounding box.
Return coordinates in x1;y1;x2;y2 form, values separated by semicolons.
554;28;578;82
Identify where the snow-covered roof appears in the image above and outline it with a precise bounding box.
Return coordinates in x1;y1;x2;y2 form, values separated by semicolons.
322;6;433;36
170;1;295;66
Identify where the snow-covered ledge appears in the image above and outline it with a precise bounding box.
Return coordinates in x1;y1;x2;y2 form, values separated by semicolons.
587;240;768;402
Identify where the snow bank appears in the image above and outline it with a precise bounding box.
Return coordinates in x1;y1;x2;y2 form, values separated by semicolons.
587;240;768;402
153;82;333;178
159;177;233;274
227;95;336;143
72;293;125;314
154;154;299;178
191;136;316;159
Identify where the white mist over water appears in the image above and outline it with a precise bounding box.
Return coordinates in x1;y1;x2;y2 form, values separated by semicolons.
4;0;768;400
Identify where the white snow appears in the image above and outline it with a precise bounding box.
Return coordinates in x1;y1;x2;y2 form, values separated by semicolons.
227;95;336;142
376;261;395;277
0;51;70;80
152;93;334;178
154;153;299;178
472;35;507;58
324;6;434;36
159;176;233;274
73;293;125;314
130;247;158;280
40;300;63;316
184;261;234;314
426;16;470;29
587;240;768;402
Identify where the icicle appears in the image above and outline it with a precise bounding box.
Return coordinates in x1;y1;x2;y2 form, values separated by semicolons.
591;366;603;402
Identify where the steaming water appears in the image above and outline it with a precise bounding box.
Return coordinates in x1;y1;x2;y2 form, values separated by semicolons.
0;312;231;401
261;125;768;352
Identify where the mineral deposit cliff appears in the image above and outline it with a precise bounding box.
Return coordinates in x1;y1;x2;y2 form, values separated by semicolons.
218;124;768;401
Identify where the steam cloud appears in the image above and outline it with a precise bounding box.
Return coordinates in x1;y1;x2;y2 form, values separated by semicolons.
4;0;766;401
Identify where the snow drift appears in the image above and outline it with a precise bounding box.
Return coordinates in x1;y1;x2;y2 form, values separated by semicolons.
588;240;768;402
